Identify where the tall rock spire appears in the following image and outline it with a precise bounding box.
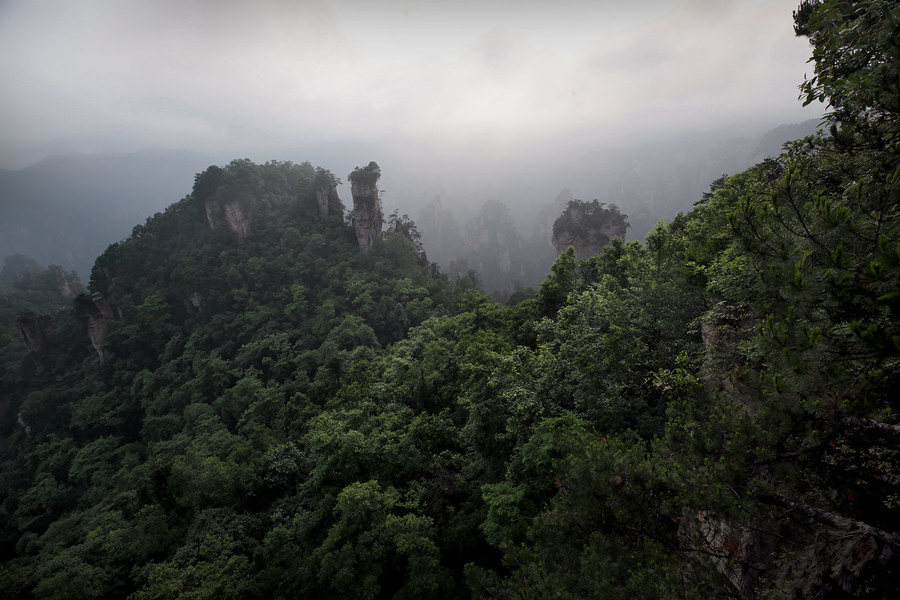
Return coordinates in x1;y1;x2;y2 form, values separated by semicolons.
348;162;383;251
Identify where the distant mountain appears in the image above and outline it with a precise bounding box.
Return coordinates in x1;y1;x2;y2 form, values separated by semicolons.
559;118;822;239
0;120;820;284
751;119;824;157
417;119;823;296
0;149;212;278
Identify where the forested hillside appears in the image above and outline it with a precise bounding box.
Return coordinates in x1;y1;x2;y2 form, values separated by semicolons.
1;1;898;598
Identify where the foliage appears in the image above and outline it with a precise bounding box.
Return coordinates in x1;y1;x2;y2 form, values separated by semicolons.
551;198;629;251
2;4;900;598
348;161;382;186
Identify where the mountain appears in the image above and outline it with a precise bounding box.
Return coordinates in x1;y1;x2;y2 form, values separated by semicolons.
413;119;822;297
558;118;822;240
0;9;895;591
0;102;897;600
0;149;213;278
1;119;819;286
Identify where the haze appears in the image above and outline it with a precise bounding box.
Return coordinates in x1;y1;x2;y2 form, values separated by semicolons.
2;0;818;161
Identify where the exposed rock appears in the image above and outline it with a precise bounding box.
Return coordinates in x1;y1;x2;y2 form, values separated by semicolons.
17;412;31;437
16;313;48;354
194;163;256;242
348;162;383;252
222;199;252;240
311;168;344;218
204;191;254;242
679;510;779;597
756;496;900;599
551;199;629;259
48;265;82;298
76;293;121;361
188;292;202;310
315;183;341;217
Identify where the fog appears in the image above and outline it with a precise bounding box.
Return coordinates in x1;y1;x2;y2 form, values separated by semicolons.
1;0;822;250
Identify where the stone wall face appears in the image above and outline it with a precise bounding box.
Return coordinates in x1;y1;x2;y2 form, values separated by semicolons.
351;180;382;251
80;293;120;361
204;192;254;242
551;201;628;259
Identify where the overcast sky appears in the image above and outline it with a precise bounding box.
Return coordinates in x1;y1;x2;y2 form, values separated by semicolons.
1;0;820;173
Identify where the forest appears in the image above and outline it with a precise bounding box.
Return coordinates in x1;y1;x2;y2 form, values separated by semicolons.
0;1;898;598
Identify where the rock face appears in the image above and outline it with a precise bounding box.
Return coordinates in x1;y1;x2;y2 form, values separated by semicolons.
193;163;256;243
48;265;81;298
315;182;341;217
76;293;120;361
222;199;253;240
188;291;203;310
551;199;629;259
16;313;48;354
204;192;254;242
17;412;31;437
348;162;383;252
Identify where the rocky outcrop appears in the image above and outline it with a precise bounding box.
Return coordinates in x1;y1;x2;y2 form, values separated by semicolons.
222;199;253;241
17;412;31;437
194;163;255;243
188;291;202;310
312;168;344;218
16;312;49;354
679;509;779;597
75;293;121;361
315;183;341;217
48;265;81;298
204;192;254;242
551;199;629;259
348;162;383;252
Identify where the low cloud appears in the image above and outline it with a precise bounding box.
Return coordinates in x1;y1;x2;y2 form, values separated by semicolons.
0;0;818;170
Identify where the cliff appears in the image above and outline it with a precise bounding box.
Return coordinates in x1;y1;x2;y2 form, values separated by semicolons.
313;168;343;218
204;191;254;242
75;292;121;361
193;161;258;242
16;312;49;354
551;199;629;259
48;264;82;299
348;162;383;251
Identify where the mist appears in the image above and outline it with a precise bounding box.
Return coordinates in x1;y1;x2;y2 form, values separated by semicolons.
1;0;824;287
2;0;819;164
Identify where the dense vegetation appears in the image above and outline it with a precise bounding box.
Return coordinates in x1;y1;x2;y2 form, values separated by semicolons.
1;1;898;598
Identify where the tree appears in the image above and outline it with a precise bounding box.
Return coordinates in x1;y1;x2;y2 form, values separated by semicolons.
348;162;382;186
794;0;900;149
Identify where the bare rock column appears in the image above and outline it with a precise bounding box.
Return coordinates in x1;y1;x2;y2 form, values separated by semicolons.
551;199;629;259
348;162;383;252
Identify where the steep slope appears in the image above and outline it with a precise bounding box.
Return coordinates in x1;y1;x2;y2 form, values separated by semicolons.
0;158;459;599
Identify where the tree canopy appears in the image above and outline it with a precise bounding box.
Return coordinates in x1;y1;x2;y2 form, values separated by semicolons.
1;2;898;598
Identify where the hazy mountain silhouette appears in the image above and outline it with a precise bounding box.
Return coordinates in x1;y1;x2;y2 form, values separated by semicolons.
0;149;212;278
